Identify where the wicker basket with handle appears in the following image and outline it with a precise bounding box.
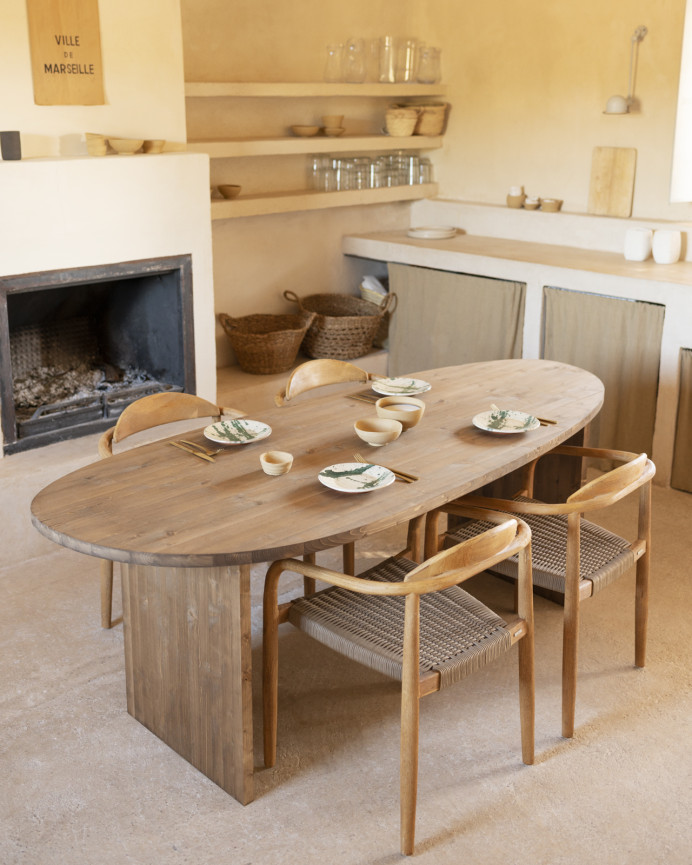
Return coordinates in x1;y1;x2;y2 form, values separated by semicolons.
283;289;396;360
218;310;315;374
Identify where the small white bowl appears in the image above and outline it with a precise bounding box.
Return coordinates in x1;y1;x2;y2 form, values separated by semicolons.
260;450;293;475
354;417;403;447
375;397;425;430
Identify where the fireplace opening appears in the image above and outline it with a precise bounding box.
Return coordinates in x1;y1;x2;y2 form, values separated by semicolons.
0;256;195;454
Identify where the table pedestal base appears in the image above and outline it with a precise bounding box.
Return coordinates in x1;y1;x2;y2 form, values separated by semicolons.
121;562;254;804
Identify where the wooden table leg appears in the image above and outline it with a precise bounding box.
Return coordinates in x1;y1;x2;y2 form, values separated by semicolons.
121;562;254;804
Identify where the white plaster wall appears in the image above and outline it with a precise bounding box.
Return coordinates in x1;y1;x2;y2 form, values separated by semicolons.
1;0;187;157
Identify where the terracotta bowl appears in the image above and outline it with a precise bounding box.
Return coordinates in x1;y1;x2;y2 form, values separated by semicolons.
260;451;293;475
375;396;425;430
218;184;242;199
354;417;403;447
108;138;144;155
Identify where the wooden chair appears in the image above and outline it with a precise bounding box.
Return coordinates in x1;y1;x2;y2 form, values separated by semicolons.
426;445;655;739
96;391;246;628
274;358;379;576
263;506;534;856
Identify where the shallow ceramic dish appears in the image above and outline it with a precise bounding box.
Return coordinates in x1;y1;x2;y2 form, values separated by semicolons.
218;184;242;199
260;450;293;475
406;226;457;239
318;462;395;493
108;138;144;155
472;408;539;433
323;127;345;137
204;418;272;445
371;377;431;396
354;417;403;447
375;396;425;430
291;125;320;137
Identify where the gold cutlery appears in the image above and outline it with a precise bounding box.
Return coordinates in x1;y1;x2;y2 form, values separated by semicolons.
179;439;224;456
353;452;418;483
168;441;215;462
537;417;557;425
347;391;378;404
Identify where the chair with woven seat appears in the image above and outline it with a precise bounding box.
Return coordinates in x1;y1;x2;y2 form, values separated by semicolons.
96;391;246;628
425;445;655;739
263;506;534;856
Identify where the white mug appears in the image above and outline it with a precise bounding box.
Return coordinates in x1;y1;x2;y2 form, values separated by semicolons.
624;228;653;261
652;230;682;264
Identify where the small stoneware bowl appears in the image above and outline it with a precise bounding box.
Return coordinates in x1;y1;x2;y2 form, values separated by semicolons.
354;417;403;447
143;139;165;154
291;125;320;137
322;114;344;127
323;127;345;137
218;184;242;199
375;396;425;430
108;138;144;155
541;198;563;212
260;451;293;476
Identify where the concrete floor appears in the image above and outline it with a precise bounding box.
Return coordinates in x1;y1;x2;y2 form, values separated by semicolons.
1;365;691;864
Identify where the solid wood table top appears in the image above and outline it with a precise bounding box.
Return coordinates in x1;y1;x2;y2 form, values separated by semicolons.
31;359;604;567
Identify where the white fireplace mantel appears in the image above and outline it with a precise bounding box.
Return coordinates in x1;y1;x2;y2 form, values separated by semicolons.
0;152;215;456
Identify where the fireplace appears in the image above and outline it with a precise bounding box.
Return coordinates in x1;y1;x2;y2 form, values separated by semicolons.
0;255;195;454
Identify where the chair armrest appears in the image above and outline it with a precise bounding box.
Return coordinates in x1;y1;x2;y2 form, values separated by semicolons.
219;406;247;419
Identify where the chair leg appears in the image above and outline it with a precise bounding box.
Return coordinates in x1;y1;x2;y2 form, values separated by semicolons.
303;552;316;595
635;482;652;668
263;562;282;768
100;560;114;628
562;514;581;738
400;595;421;856
516;546;535;764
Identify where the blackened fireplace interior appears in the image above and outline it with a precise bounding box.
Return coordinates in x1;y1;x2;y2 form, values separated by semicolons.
0;255;195;454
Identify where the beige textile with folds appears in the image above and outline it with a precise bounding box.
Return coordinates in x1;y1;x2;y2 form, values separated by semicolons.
387;263;525;376
542;287;664;455
671;348;692;492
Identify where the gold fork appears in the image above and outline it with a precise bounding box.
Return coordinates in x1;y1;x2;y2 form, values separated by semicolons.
353;452;418;483
179;439;224;456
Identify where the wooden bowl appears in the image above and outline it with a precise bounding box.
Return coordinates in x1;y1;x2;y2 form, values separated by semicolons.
260;451;293;475
354;417;403;447
108;138;144;155
291;125;320;137
375;396;425;430
218;184;242;199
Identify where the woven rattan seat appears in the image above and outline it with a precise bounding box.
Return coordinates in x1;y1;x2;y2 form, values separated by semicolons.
427;444;655;740
263;507;534;856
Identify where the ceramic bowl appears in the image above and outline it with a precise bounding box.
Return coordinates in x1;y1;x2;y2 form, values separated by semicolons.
108;138;144;155
322;114;344;127
541;198;563;212
143;139;165;154
323;127;345;137
375;396;425;430
291;125;320;137
354;417;403;447
218;184;242;199
260;450;293;475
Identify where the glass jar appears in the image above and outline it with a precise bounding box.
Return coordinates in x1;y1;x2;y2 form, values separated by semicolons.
418;157;433;184
378;36;396;83
417;47;441;84
324;44;343;82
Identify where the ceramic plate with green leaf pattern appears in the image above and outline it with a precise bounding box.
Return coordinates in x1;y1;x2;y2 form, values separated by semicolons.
473;408;540;434
203;419;272;445
371;377;431;396
318;462;395;493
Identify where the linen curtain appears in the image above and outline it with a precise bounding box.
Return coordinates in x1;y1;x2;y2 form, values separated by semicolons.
542;286;664;455
671;348;692;492
387;263;525;375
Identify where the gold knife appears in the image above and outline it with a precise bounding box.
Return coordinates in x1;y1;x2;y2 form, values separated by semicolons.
168;441;215;462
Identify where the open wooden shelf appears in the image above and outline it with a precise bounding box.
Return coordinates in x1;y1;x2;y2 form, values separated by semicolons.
185;82;447;98
187;135;442;159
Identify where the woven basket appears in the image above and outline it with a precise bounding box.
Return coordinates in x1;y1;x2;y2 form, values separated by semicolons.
384;107;419;137
283;289;396;360
394;102;449;135
218;310;315;374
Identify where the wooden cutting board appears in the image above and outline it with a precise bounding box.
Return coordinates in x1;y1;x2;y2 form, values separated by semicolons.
587;146;637;217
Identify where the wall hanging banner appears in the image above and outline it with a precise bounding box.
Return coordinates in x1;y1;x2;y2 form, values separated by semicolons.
26;0;105;105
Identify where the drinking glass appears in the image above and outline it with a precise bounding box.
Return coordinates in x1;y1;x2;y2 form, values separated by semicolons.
343;38;366;83
324;44;343;82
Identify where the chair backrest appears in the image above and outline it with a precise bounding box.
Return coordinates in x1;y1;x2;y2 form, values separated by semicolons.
567;452;654;509
275;359;371;406
98;391;243;457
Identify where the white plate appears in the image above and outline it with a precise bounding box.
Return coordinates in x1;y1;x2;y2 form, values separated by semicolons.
472;409;540;434
371;377;432;396
407;226;457;239
318;462;395;493
203;418;272;445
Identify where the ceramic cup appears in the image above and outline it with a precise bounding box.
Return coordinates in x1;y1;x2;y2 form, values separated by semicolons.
624;228;653;261
652;230;682;264
260;451;293;475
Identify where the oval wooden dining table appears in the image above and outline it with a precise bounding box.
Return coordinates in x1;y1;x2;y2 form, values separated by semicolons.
31;358;604;805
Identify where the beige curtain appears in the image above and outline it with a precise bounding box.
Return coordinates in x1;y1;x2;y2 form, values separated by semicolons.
542;286;664;455
387;263;525;375
671;348;692;492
